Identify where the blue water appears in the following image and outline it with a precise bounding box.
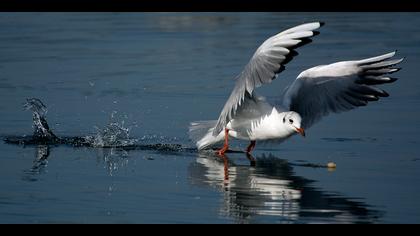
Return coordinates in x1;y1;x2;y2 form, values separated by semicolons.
1;12;420;223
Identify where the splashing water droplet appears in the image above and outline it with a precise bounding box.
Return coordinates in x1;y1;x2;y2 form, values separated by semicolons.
23;98;59;141
84;112;138;148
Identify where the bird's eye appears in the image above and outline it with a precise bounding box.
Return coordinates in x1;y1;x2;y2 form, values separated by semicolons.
283;117;286;123
289;119;293;124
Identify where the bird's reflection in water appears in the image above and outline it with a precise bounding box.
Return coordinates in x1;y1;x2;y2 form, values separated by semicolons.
189;152;383;224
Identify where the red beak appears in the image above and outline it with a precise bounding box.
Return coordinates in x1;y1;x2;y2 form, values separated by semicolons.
296;127;305;137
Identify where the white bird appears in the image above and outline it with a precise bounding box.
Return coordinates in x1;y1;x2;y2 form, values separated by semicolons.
189;22;403;156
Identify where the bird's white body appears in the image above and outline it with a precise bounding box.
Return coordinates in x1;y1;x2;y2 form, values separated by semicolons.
193;107;302;150
227;108;294;141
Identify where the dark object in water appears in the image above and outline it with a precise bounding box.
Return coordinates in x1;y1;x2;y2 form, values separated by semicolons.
3;134;187;152
4;135;89;147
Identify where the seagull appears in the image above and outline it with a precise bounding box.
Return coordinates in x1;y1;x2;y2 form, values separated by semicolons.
189;22;403;156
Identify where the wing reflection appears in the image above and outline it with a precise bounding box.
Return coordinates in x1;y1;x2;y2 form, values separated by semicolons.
189;152;383;224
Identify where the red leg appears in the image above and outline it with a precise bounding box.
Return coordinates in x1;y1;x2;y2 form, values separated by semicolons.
246;140;256;154
217;128;229;156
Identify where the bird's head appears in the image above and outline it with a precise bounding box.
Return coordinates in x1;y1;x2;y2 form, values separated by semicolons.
282;111;305;137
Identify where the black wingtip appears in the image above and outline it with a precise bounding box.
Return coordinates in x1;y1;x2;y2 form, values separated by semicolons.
319;22;325;27
389;77;398;83
293;38;312;49
381;90;390;97
312;31;320;36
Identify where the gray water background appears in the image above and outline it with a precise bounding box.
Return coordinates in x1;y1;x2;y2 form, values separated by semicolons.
0;12;420;223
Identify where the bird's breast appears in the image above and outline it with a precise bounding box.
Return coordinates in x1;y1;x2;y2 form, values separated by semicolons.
242;112;292;141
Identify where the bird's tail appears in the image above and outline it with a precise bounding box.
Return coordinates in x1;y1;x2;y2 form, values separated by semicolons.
188;120;224;150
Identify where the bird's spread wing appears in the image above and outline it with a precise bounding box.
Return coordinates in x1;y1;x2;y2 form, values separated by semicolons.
281;51;404;129
213;22;324;135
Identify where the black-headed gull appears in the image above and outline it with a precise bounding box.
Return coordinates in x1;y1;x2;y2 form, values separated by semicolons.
189;22;403;156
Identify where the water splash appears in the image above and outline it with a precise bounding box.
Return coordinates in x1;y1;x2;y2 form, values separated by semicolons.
5;98;190;154
23;98;59;141
85;118;138;148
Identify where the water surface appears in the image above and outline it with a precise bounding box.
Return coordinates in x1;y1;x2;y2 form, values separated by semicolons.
1;12;420;223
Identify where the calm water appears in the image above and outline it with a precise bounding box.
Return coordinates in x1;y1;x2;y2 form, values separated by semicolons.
1;12;420;224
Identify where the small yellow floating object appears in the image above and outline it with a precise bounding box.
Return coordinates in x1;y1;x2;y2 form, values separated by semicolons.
327;162;337;169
